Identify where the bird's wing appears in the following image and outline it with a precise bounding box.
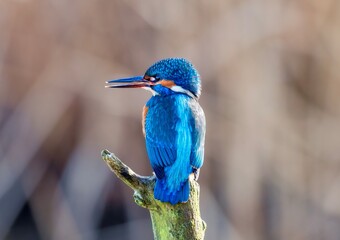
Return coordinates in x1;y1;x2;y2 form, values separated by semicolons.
146;103;205;176
146;143;176;179
144;100;177;179
189;101;206;169
145;96;193;180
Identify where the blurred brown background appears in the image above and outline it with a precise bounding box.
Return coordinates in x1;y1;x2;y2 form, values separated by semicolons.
1;0;340;240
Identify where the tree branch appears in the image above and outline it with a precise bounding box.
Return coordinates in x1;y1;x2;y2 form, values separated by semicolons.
101;149;206;239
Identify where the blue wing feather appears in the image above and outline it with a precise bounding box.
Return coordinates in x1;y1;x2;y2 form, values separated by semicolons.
144;94;205;204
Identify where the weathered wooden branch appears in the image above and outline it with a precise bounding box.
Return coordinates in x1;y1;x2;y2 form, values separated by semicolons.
101;149;206;240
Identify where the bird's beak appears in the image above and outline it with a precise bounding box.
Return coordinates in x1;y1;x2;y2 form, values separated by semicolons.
105;76;151;88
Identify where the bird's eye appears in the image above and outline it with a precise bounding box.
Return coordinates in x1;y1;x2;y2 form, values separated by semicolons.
149;76;160;82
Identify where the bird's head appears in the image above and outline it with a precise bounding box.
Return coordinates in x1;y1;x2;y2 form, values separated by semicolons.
106;58;201;98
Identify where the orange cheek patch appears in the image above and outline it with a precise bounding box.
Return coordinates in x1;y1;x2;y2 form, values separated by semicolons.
158;80;175;88
142;106;148;137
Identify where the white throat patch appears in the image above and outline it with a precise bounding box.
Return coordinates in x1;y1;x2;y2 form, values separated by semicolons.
142;87;159;96
170;86;196;98
142;85;195;98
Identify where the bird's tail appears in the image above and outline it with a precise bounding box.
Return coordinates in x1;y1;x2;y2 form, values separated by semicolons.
154;178;190;205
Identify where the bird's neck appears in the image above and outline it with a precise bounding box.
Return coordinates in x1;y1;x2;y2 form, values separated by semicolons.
149;84;197;99
147;93;191;108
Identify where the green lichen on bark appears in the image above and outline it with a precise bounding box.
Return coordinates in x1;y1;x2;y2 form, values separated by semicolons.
101;149;206;240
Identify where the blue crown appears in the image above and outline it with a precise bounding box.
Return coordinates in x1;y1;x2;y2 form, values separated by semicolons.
145;58;201;98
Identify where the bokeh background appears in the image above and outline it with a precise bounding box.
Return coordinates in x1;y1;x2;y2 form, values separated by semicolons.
1;1;340;240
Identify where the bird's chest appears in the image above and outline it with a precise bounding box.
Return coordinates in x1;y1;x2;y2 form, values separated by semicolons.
142;95;188;146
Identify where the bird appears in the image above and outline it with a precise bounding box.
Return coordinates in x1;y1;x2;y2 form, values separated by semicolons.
106;58;206;205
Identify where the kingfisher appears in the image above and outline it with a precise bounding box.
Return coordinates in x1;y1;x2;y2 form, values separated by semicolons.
106;58;206;205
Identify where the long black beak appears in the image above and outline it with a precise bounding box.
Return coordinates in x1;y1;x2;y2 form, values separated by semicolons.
105;76;151;88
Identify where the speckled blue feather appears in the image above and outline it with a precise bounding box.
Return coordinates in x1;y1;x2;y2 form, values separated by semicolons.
145;94;205;204
146;58;201;98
